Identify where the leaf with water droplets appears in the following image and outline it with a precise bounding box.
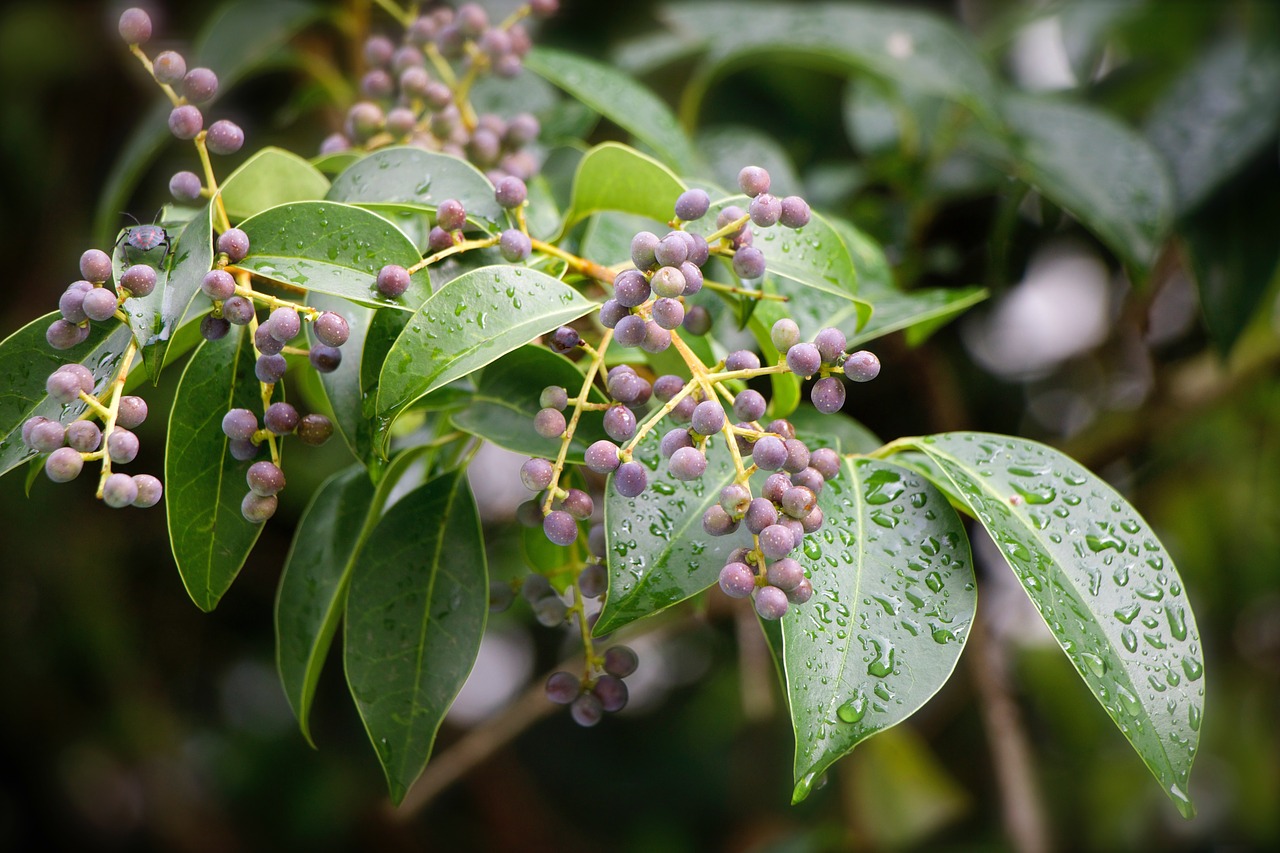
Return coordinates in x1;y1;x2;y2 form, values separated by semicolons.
0;313;134;479
784;458;975;803
562;142;687;231
451;345;607;461
307;293;374;462
595;427;746;635
326;146;504;230
221;146;330;221
237;201;431;310
375;265;595;451
899;432;1204;817
166;327;278;611
344;469;487;806
526;48;699;175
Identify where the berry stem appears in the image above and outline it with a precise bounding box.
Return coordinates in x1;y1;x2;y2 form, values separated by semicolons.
406;234;500;275
92;338;139;499
370;0;412;27
229;279;319;318
77;392;114;421
128;44;182;107
703;213;751;245
700;279;788;302
568;573;603;674
423;43;458;87
195;135;231;233
529;238;616;285
540;328;614;516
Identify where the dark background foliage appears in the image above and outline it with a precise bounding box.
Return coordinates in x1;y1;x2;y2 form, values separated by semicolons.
2;0;1277;849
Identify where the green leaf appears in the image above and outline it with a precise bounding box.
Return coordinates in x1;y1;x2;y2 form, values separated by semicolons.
236;201;430;310
375;266;596;432
1143;35;1280;214
451;345;607;461
668;2;999;130
785;457;976;803
596;427;745;635
564;142;687;230
898;432;1204;817
0;314;133;479
166;327;275;611
526;47;699;174
854;286;989;348
999;93;1174;273
788;408;882;455
93;0;322;243
221;146;331;221
326;146;504;231
695;125;801;197
307;294;374;461
276;465;376;744
344;469;487;805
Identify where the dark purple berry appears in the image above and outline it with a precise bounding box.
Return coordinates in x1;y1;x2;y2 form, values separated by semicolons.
603;405;636;442
674;189;711;221
182;67;219;103
603;645;638;678
702;504;737;535
546;671;580;705
169;170;202;201
669;396;696;423
754;585;789;620
520;457;554;491
206;120;244;155
718;562;755;599
588;524;606;558
684;232;710;266
599;299;628;329
494;176;527;209
255;353;287;383
253;325;283;356
658;428;691;459
222;295;254;325
201;269;236;300
59;282;91;323
613;461;647;497
738;166;771;197
769;419;796;440
654;232;689;268
437;199;465;231
811;377;846;414
653;374;684;402
779;196;811;229
313;312;349;347
570;693;603;727
168;105;203;140
241;492;278;523
786;343;822;378
201;314;230;340
814;327;847;363
844;350;881;382
376;264;410;298
613;315;646;348
651;297;684;331
118;8;152;44
264;402;300;434
752;435;786;470
228;438;259;461
681;305;711;336
562;488;593;520
217;228;250;262
612;269;650;308
247;460;286;496
733;390;766;422
679;261;704;295
584;440;620;474
222;408;258;441
593;675;628;712
578;564;607;598
733;247;766;280
499;229;531;262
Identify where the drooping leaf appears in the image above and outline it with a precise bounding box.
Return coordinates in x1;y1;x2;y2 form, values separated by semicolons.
526;47;699;174
785;458;976;803
276;465;376;744
166;327;276;611
375;266;596;435
999;93;1174;273
221;146;331;221
326;146;504;231
0;314;134;478
563;142;687;230
236;201;431;309
344;469;487;805
898;432;1204;817
853;286;989;348
94;0;322;243
596;427;747;635
450;345;607;461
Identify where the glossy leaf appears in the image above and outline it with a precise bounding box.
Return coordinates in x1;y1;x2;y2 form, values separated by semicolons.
94;0;321;242
788;408;882;455
1144;35;1280;213
375;266;596;429
221;146;331;221
526;47;699;174
899;432;1204;817
668;2;999;130
0;314;133;478
166;328;275;611
695;126;800;198
564;143;687;230
326;147;504;231
854;286;988;348
276;465;376;744
785;457;976;803
450;345;607;461
596;427;747;635
1000;93;1174;272
344;469;487;805
236;201;430;310
307;293;375;461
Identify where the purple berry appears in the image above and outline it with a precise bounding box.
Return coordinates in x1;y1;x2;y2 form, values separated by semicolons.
758;524;794;561
376;264;410;298
653;374;684;401
732;247;766;280
546;671;580;705
651;298;684;331
297;414;333;446
264;402;300;434
749;193;782;227
201;315;230;340
222;295;254;325
541;386;569;411
792;467;825;495
169;170;202;201
788;577;814;604
720;483;752;517
783;438;810;474
745;498;778;534
201;269;236;300
613;314;646;348
578;564;607;598
724;350;761;373
116;395;148;429
718;562;756;599
613;461;647;497
228;439;259;461
217;228;250;262
570;693;603;727
494;176;527;209
733;390;766;422
779;196;811;229
499;229;531;262
752;435;787;470
80;249;112;284
674;189;711;221
613;269;650;308
543;510;578;546
82;288;119;322
603;405;636;442
168;105;203;140
844;350;881;382
255;353;287;383
436;198;466;231
603;645;638;677
313;312;349;347
46;364;93;403
118;8;152;44
107;428;140;464
766;558;804;592
563;487;594;519
738;166;771;197
131;474;163;508
182;67;219;104
310;344;342;371
102;472;139;508
702;504;738;536
222;408;258;441
520;457;554;491
66;421;102;452
681;305;711;336
762;472;792;503
592;675;628;712
650;266;685;298
534;407;566;439
690;400;725;436
786;343;822;378
814;327;847;364
754;585;789;620
45;447;83;483
585;440;620;474
599;299;628;329
241;492;278;523
640;322;671;353
669;446;707;481
679;261;704;295
247;460;286;496
781;486;817;519
29;419;66;453
811;377;846;414
206;120;245;155
654;232;689;268
630;231;659;270
268;307;300;342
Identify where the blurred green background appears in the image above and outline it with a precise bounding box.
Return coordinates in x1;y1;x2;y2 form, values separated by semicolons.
1;0;1278;850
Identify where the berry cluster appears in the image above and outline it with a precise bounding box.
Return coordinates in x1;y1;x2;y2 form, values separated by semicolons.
221;403;334;523
545;643;638;727
321;1;557;184
117;8;245;205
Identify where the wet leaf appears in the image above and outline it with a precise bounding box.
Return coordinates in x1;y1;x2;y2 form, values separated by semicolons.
563;142;687;230
221;146;331;221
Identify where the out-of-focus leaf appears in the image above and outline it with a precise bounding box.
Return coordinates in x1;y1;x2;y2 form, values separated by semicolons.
221;147;331;221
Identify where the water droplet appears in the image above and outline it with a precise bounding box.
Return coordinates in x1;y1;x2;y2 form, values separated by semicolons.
1166;604;1188;640
837;692;867;723
1080;652;1108;678
1181;655;1203;681
866;638;895;678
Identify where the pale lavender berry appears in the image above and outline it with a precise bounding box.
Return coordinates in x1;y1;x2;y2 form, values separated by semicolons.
759;524;794;561
690;400;725;436
786;343;822;378
738;166;770;197
646;298;681;331
613;314;647;348
779;196;811;229
221;408;258;441
653;374;684;401
546;671;580;705
570;693;604;727
118;8;152;44
392;45;425;73
718;562;756;599
754;585;789;620
346;102;385;141
603;645;638;678
520;457;554;491
116;395;148;429
82;288;119;322
494;176;527;209
105;428;139;464
80;249;113;284
222;295;254;325
650;266;685;298
543;510;578;546
499;229;531;262
762;472;792;503
613;461;647;497
599;299;628;329
603;405;636;442
770;318;800;351
131;474;163;508
733;247;766;280
720;483;751;517
584;440;620;474
45;447;83;483
811;377;846;414
814;327;847;364
679;261;704;295
681;305;711;336
844;350;881;382
782;486;817;519
674;188;711;221
733;390;766;422
745;498;777;534
268;307;300;342
247;461;286;496
201;269;236;300
65;421;102;452
783;438;810;474
640;322;671;353
749;193;782;227
313;312;349;347
28;419;66;453
613;269;650;308
505;112;540;147
217;228;250;262
654;233;689;268
169;170;202;201
562;488;593;520
702;504;738;536
59;282;91;323
182;67;219;104
46;364;93;403
669;446;707;481
256;354;287;383
399;65;431;98
541;386;569;411
319;133;350;155
228;439;259;461
752;435;787;470
102;472;140;508
436;199;466;231
376;264;410;298
766;558;804;592
241;492;278;523
724;350;760;372
362;69;395;99
792;467;825;495
168;105;203;140
684;232;710;266
788;577;814;604
206;120;244;155
630;231;659;270
533;407;566;438
658;428;691;459
801;506;824;534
